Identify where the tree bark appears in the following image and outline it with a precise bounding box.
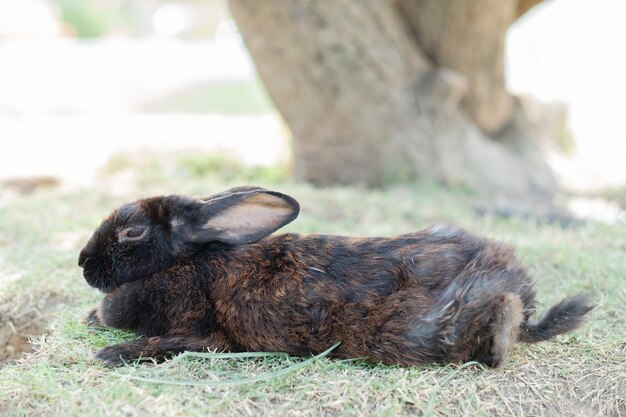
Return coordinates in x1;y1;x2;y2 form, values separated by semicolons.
516;0;544;18
398;0;516;135
229;0;557;196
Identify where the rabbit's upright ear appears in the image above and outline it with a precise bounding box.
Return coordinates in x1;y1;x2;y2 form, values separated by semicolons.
175;188;300;245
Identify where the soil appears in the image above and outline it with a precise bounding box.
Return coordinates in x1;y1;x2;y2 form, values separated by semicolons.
0;293;65;365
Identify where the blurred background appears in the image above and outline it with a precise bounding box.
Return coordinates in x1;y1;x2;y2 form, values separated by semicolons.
0;0;287;183
0;0;625;221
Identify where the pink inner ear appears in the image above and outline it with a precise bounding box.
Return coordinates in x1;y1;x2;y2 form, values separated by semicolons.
203;193;294;241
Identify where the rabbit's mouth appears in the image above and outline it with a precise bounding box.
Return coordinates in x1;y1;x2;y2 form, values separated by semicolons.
81;256;117;293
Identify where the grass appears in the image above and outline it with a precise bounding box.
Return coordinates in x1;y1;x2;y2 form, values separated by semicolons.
0;152;624;416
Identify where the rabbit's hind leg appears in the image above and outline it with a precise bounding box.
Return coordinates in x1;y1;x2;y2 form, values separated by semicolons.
355;287;511;367
398;275;521;367
474;292;524;368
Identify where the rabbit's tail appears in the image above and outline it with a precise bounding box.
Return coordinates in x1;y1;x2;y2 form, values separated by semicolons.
519;294;594;343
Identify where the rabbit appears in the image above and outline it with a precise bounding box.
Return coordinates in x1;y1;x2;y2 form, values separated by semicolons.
78;186;594;367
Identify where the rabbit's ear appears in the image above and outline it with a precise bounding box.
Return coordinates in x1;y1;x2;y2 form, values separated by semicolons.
175;188;300;245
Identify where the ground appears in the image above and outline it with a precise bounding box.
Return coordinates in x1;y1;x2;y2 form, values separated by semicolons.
0;153;624;417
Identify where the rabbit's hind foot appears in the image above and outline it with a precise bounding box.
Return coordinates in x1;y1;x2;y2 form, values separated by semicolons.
486;292;524;368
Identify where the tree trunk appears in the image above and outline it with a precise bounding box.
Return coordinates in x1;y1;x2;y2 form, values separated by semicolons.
398;0;516;135
229;0;557;196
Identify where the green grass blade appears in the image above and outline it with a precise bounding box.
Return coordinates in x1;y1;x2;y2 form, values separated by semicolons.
115;341;341;387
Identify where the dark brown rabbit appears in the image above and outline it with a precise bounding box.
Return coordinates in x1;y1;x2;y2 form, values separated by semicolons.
78;186;593;367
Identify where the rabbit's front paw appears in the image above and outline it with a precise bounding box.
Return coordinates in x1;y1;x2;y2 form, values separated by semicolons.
94;344;130;367
85;309;102;327
94;343;150;367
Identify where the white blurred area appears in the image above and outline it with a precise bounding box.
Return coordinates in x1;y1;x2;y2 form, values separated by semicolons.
0;0;625;193
0;0;61;37
507;0;626;191
0;0;289;184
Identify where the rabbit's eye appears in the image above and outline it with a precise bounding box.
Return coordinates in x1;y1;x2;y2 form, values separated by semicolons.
126;228;144;238
118;226;148;242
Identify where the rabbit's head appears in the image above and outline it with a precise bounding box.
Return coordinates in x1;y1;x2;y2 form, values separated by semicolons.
78;186;300;293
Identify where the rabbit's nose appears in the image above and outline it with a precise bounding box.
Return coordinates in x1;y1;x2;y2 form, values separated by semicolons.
78;250;91;268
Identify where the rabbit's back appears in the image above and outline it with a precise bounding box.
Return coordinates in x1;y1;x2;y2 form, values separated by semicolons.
263;226;491;300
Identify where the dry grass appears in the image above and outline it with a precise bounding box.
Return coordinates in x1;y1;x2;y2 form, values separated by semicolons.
0;152;624;417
